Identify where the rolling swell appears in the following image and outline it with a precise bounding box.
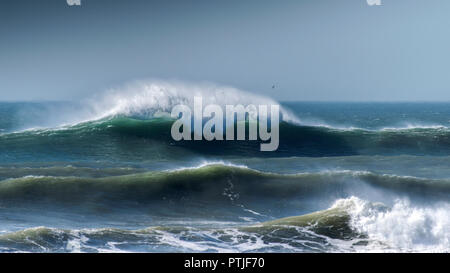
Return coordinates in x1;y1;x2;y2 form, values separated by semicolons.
1;116;450;161
0;202;363;253
0;165;448;215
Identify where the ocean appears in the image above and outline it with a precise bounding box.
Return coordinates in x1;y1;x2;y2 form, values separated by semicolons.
0;86;449;253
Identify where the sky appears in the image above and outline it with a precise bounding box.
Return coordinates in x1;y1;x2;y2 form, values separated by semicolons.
0;0;449;101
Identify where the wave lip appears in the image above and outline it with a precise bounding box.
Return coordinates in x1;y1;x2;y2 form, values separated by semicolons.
84;80;301;124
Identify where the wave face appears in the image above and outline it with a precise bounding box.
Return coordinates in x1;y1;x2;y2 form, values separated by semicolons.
0;83;450;253
2;116;450;163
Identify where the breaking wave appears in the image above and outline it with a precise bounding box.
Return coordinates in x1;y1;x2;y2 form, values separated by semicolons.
1;196;447;253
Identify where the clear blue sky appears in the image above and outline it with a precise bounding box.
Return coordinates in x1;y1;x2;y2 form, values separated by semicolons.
1;0;449;101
